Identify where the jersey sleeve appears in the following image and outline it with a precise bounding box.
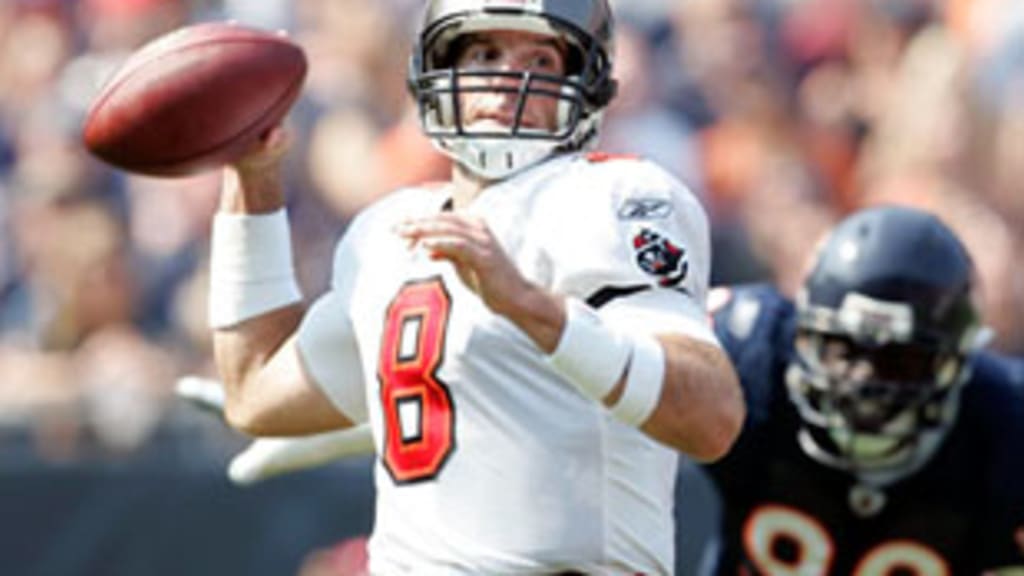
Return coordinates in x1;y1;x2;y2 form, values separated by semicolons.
710;284;795;422
296;214;369;424
537;157;716;343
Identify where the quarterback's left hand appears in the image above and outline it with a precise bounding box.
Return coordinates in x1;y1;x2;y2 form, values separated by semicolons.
397;213;564;352
397;213;520;310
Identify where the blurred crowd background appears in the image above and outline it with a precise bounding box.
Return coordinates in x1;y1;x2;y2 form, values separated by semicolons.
0;0;1021;573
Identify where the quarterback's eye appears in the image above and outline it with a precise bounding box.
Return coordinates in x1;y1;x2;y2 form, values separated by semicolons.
457;38;565;74
462;43;503;67
523;46;563;73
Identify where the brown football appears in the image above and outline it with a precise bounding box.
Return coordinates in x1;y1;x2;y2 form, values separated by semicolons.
82;22;307;177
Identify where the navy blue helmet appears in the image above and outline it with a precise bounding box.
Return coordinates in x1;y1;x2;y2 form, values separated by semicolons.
787;206;990;477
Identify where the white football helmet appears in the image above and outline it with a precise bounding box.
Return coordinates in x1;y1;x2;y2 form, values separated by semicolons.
407;0;618;181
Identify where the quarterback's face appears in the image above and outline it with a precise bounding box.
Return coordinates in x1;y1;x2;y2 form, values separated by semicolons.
454;30;567;133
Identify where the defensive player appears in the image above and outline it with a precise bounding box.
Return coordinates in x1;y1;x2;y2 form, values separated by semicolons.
704;206;1024;575
207;0;744;573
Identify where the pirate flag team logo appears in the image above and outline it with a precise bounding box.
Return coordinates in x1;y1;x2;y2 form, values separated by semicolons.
632;228;689;288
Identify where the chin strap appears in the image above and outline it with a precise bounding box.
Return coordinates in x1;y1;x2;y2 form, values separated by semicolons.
430;110;603;182
436;136;559;181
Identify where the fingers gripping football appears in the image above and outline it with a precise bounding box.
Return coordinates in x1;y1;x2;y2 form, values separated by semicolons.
233;125;292;171
397;214;530;317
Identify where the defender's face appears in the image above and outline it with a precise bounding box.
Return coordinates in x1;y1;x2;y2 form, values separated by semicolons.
453;30;567;133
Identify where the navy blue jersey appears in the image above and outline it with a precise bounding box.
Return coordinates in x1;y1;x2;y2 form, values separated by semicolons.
704;284;1024;575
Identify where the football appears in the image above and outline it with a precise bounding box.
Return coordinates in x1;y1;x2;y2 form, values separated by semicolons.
82;22;307;177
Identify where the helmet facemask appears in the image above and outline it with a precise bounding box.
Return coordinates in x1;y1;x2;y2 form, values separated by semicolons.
408;4;616;181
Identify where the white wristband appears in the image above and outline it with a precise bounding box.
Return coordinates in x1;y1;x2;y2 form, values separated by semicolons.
547;298;631;402
610;335;665;427
208;209;302;329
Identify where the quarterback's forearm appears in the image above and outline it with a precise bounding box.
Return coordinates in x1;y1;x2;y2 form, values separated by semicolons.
503;287;637;409
211;143;351;436
501;284;566;354
507;289;743;460
640;334;744;461
212;155;292;432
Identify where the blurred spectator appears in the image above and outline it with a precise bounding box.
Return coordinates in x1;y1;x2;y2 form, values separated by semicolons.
601;20;704;190
0;345;79;459
854;20;1024;353
372;105;451;193
0;4;72;122
77;325;177;452
121;172;219;336
222;0;293;30
77;0;187;53
4;194;133;349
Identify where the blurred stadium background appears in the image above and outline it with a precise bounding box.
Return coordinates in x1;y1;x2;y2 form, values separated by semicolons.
0;0;1021;574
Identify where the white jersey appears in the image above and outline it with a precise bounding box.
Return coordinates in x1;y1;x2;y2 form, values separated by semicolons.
297;153;718;575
